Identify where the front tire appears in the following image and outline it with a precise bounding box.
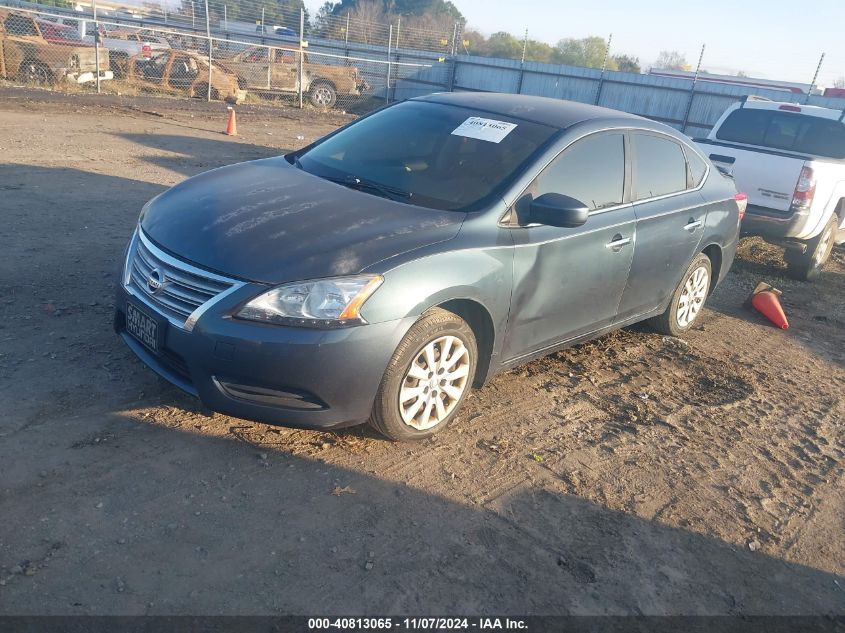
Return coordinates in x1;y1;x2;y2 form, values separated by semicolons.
369;308;477;441
785;215;837;282
20;61;52;86
648;253;712;337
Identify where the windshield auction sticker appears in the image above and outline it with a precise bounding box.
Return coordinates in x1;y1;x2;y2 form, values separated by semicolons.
451;117;517;143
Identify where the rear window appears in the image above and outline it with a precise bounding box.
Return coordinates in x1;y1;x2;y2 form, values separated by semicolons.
716;108;845;159
297;100;559;212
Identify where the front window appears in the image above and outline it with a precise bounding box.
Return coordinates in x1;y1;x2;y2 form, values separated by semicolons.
294;100;558;211
535;133;625;210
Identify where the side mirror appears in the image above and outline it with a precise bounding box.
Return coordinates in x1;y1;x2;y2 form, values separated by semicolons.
529;193;589;228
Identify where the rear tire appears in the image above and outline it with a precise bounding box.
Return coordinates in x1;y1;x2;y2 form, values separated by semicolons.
369;308;477;442
785;215;837;282
309;81;336;108
648;253;712;337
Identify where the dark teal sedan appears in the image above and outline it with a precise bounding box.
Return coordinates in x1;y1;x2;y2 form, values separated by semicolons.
115;93;743;440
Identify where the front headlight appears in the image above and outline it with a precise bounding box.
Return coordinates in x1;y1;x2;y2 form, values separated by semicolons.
236;275;383;328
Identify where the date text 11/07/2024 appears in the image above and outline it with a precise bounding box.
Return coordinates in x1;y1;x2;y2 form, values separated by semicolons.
307;618;528;630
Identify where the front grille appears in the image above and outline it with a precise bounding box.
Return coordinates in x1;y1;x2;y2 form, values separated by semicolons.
126;231;235;327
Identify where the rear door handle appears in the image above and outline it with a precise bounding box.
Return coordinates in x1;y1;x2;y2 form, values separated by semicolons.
605;234;632;249
684;219;703;231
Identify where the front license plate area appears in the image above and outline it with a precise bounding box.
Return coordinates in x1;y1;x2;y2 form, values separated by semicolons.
126;301;161;353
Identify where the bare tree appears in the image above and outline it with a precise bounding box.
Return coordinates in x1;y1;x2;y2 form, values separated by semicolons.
655;50;687;70
834;77;845;89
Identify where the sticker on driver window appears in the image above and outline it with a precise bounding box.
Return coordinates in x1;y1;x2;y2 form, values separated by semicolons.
451;117;517;143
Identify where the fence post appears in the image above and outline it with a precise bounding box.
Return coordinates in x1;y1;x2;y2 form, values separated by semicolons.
805;53;825;105
516;28;527;94
92;0;101;94
681;44;706;134
593;33;612;105
204;0;212;102
298;8;305;109
344;14;350;57
385;24;393;105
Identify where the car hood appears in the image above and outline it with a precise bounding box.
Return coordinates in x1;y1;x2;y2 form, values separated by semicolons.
140;157;466;284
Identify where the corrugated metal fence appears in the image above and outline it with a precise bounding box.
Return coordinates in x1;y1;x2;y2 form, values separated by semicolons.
393;55;845;138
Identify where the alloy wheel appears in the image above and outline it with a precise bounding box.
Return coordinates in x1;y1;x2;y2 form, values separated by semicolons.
398;335;470;431
676;265;709;328
313;86;333;106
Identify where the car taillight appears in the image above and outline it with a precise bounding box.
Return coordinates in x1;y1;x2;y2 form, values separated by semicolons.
735;192;748;220
142;44;152;58
791;166;816;211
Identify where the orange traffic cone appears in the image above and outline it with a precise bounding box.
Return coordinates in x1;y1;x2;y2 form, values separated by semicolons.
224;107;237;136
748;282;789;329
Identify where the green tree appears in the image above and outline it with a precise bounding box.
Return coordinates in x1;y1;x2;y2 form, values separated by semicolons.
554;36;616;70
330;0;462;19
613;54;640;73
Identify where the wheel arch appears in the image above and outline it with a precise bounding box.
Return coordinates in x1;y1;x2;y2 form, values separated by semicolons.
310;77;337;91
701;243;723;293
435;298;495;388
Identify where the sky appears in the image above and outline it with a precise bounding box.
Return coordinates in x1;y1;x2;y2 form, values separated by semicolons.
302;0;845;86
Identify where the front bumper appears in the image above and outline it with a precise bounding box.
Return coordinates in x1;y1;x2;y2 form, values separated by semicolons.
741;204;809;240
114;283;414;430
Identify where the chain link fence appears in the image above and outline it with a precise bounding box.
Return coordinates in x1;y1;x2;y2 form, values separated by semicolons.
0;2;457;110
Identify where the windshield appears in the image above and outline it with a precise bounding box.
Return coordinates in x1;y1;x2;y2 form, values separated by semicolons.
716;108;845;159
295;100;559;211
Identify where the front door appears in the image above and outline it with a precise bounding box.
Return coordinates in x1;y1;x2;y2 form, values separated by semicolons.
503;132;636;361
270;48;299;91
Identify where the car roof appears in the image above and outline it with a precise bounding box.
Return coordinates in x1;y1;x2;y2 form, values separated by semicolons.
412;92;648;130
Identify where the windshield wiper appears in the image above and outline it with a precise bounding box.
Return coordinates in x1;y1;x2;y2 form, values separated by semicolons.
325;175;412;203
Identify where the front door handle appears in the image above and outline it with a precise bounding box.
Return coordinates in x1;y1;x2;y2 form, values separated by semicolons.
684;219;703;232
605;234;632;250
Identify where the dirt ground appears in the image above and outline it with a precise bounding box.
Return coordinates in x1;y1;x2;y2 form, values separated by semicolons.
1;87;844;616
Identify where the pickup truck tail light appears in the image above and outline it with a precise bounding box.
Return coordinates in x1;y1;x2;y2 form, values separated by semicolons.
734;193;748;220
791;166;816;211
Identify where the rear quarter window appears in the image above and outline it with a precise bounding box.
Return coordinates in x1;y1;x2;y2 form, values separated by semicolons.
685;147;708;187
632;134;688;200
716;108;845;159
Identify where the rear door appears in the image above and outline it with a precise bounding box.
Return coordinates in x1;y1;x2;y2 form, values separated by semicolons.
503;131;637;361
616;132;709;320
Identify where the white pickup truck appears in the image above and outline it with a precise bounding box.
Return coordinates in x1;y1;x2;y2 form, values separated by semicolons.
696;97;845;280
